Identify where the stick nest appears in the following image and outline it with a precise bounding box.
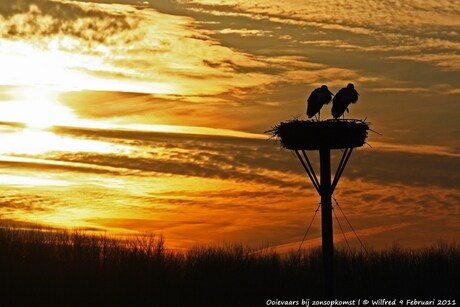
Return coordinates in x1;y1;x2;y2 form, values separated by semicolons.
266;119;369;150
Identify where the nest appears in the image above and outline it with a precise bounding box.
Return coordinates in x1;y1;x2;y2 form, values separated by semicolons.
267;119;369;150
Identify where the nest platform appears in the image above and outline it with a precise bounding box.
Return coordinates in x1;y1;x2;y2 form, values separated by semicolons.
267;119;369;150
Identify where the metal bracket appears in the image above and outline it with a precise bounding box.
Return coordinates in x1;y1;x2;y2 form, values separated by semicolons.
295;150;320;194
331;148;353;193
295;147;354;196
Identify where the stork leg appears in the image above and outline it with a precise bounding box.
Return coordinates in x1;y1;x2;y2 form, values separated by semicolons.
318;110;321;121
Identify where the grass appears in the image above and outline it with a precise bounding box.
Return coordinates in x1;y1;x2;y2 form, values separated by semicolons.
0;225;458;306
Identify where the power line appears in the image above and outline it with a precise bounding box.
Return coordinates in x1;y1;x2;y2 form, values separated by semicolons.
297;197;368;257
332;205;353;255
297;203;321;258
332;195;369;255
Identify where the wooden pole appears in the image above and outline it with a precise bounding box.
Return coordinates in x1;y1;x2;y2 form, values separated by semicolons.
320;148;334;298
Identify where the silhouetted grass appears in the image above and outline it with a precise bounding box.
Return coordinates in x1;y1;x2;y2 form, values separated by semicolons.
0;226;458;306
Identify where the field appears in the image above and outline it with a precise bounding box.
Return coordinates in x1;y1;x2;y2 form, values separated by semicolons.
0;225;458;306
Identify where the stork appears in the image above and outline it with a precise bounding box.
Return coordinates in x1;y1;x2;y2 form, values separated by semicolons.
332;83;359;119
307;85;333;120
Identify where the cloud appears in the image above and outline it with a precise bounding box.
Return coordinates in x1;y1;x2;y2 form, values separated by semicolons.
7;0;457;141
219;28;272;37
365;141;460;158
387;53;460;71
178;0;460;71
180;0;460;31
0;0;138;44
0;125;458;249
59;90;161;118
284;68;379;86
446;88;460;95
368;87;431;93
1;0;386;103
0;0;283;96
0;155;129;176
3;125;453;191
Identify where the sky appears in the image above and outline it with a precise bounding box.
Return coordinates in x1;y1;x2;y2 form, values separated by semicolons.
0;0;458;250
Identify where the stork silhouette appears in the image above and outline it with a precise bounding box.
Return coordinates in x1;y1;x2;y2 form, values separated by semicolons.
332;83;359;119
306;85;333;120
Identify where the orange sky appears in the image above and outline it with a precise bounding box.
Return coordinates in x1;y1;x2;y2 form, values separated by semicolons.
0;0;458;250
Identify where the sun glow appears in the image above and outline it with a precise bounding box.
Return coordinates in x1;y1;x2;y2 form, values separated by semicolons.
0;39;180;95
0;128;132;156
0;86;79;129
0;174;71;187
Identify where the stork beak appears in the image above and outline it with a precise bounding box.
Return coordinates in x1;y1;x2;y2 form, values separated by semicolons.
329;90;334;96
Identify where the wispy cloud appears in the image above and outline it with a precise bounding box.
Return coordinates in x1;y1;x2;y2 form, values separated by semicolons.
179;0;460;71
387;53;460;71
219;28;272;37
0;124;458;248
2;124;456;190
5;0;458;140
368;87;431;93
1;0;387;101
0;0;137;43
180;0;460;31
0;0;281;96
